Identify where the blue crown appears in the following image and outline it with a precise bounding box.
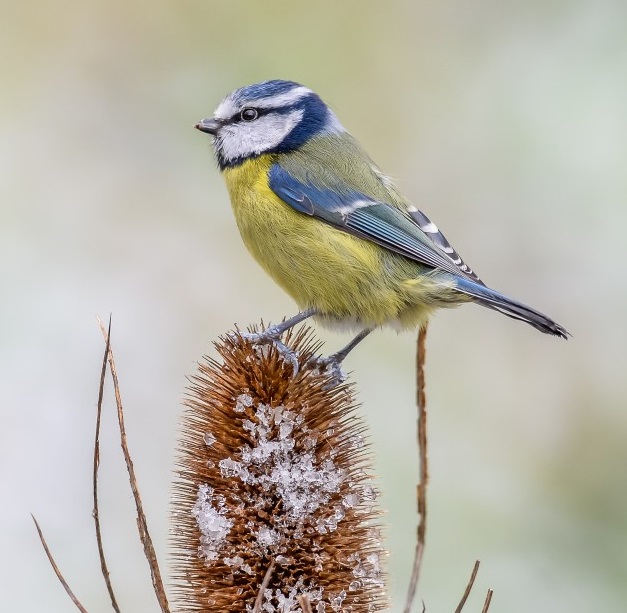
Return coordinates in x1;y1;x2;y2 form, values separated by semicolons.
231;79;304;105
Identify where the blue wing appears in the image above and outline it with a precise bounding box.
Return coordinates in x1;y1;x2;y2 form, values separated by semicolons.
268;163;568;338
268;163;483;283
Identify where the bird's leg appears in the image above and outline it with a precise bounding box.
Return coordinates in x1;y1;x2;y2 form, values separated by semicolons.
327;328;373;364
311;328;373;385
240;308;318;373
242;307;318;343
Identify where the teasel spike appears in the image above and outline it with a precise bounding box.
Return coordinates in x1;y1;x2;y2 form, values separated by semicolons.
171;324;387;612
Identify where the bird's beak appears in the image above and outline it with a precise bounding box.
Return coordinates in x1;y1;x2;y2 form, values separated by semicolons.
195;118;221;135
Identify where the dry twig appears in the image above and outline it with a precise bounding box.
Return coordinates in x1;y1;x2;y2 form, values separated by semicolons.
97;318;170;613
454;560;480;613
93;317;121;612
298;594;314;613
481;589;494;613
403;325;429;613
32;515;90;613
253;558;276;613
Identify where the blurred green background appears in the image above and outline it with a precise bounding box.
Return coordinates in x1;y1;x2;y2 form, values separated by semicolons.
2;0;626;611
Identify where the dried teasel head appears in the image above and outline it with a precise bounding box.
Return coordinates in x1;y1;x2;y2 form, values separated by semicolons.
171;326;387;612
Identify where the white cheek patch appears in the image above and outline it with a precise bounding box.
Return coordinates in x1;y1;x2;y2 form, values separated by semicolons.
218;109;304;163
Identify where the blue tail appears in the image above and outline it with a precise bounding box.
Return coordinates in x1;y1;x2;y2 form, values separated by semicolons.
454;278;569;339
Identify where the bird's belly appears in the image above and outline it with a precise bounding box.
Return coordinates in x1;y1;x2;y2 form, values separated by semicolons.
223;158;462;330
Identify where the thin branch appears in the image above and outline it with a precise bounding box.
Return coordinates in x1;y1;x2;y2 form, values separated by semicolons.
481;590;494;613
297;594;313;613
454;560;480;613
253;558;276;613
97;317;170;613
32;515;90;613
403;325;429;613
93;316;121;613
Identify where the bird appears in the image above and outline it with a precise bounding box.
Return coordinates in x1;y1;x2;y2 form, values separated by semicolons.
195;79;567;369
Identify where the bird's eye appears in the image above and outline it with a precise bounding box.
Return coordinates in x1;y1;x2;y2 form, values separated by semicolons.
240;108;258;121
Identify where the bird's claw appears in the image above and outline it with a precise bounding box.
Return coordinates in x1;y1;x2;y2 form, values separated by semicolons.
239;326;282;345
271;338;300;375
236;328;300;375
307;354;347;388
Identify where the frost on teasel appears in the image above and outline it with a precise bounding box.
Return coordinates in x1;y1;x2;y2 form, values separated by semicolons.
171;326;387;612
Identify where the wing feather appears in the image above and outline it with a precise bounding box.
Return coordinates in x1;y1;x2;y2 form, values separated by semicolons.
268;163;481;282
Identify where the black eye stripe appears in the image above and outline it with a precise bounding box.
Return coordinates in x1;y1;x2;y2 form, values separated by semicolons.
228;104;301;125
230;108;266;124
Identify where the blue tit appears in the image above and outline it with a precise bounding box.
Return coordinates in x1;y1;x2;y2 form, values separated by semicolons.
196;79;567;364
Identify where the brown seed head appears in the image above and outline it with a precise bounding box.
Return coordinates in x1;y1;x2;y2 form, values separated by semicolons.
171;326;387;612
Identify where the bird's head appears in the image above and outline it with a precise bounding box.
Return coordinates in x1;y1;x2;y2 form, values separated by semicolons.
196;80;345;169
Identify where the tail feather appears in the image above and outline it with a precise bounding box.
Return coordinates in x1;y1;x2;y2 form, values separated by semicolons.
454;278;569;339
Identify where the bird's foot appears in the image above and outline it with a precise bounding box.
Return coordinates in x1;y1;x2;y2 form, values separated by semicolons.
307;353;347;388
238;327;300;375
240;324;283;345
234;309;318;375
306;328;372;386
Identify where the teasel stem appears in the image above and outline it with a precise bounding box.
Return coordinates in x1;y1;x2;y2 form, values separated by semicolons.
404;325;429;613
171;324;387;612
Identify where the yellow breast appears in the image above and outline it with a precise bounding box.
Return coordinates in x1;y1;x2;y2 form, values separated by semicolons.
222;156;457;329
